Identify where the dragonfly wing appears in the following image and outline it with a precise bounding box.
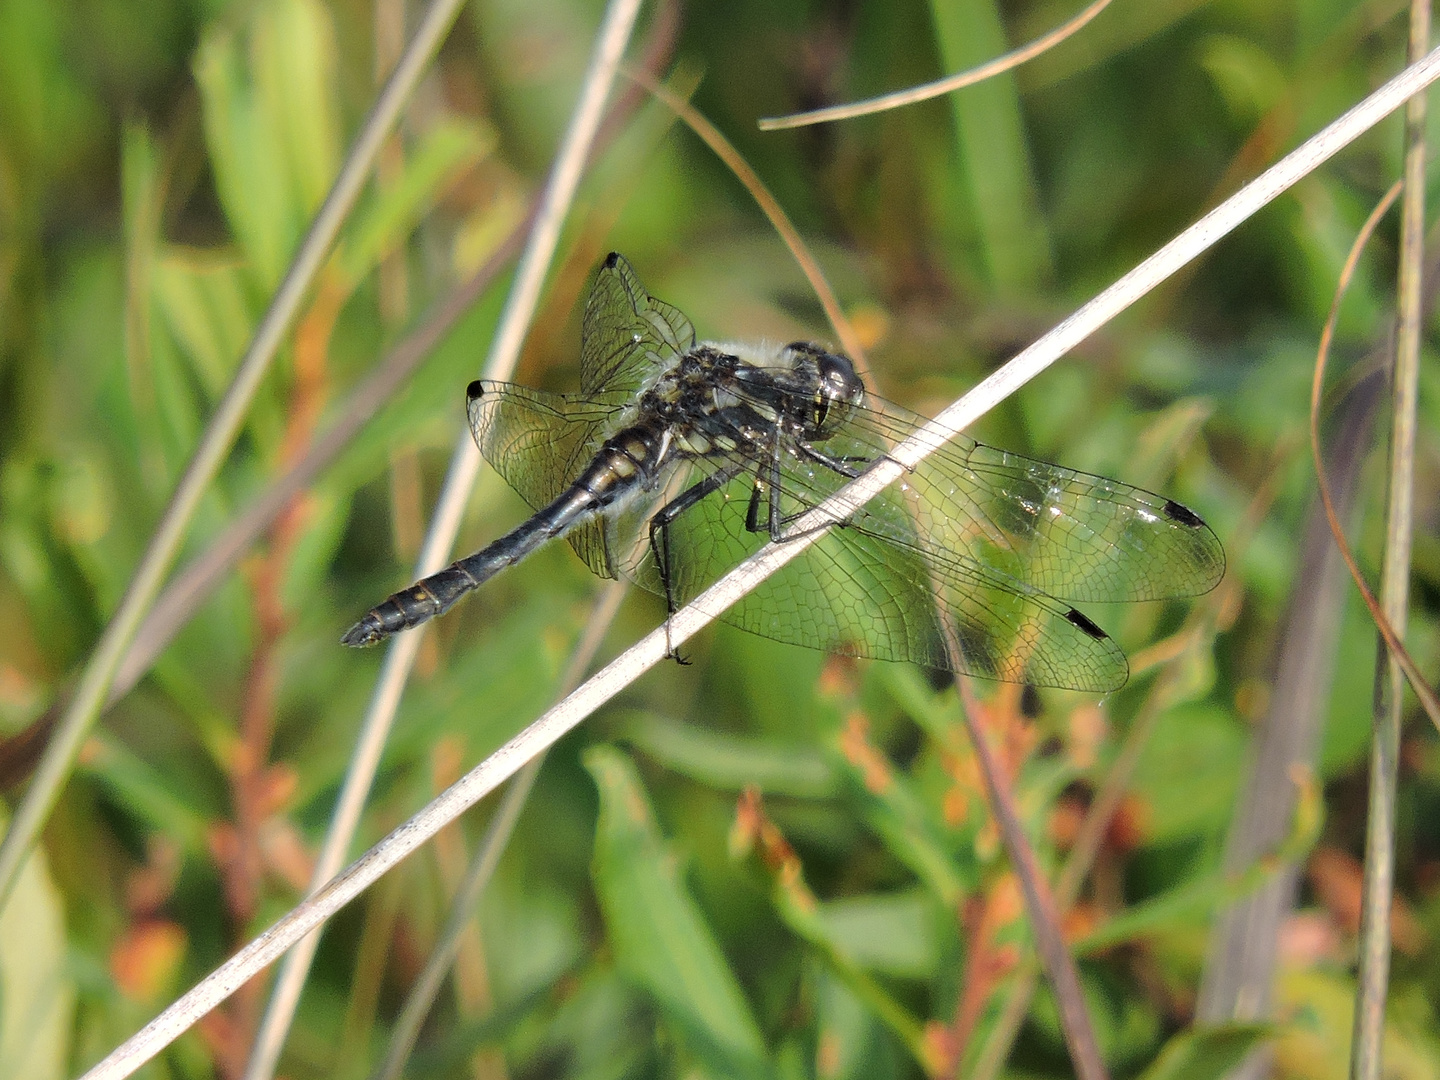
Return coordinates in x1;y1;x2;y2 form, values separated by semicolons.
620;458;1128;691
828;402;1225;604
466;381;633;578
580;253;697;397
896;527;1130;690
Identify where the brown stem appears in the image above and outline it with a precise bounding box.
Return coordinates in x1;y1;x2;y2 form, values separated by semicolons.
214;276;342;1075
947;875;1022;1077
954;676;1109;1080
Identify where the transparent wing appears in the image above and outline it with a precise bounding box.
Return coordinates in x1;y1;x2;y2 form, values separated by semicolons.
468;380;1219;688
580;252;697;396
827;399;1226;604
607;386;1224;690
466;380;639;578
613;457;1130;692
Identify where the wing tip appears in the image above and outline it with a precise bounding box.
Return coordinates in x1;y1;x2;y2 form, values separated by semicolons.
1094;666;1130;695
1161;499;1228;594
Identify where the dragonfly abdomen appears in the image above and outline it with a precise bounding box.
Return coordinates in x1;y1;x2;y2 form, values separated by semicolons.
341;424;668;647
339;507;563;647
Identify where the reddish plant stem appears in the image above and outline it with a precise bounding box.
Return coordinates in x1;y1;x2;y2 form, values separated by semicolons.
208;276;343;1078
954;677;1109;1080
948;875;1022;1076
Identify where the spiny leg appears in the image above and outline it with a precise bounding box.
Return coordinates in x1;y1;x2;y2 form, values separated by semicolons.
744;476;768;535
740;433;785;539
649;461;746;663
796;441;872;480
753;439;879;541
743;424;814;541
767;427;786;541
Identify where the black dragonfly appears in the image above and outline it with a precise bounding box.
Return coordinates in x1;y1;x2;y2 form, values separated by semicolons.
342;253;1224;692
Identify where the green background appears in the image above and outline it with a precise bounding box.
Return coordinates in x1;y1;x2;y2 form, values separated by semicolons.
2;0;1439;1077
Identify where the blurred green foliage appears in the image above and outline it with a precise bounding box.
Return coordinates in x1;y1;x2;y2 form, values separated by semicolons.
2;0;1440;1078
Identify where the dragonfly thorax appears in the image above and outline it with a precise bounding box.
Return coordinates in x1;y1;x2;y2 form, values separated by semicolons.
716;340;865;441
631;342;866;467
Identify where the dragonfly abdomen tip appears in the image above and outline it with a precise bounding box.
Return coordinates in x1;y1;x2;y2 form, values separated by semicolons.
340;617;383;647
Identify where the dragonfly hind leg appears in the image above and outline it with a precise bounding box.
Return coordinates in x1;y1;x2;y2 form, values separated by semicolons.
648;462;747;664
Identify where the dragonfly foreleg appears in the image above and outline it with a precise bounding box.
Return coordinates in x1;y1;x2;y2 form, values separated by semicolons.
738;430;789;542
748;440;881;542
745;480;852;543
741;476;798;538
744;477;767;535
795;441;873;479
742;430;802;542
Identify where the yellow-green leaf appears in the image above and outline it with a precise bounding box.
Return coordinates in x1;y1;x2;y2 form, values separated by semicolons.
252;0;339;215
338;119;495;284
586;745;771;1079
153;248;253;400
0;812;74;1080
1137;1024;1270;1080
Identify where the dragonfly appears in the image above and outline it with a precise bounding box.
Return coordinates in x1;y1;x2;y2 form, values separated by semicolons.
342;253;1224;692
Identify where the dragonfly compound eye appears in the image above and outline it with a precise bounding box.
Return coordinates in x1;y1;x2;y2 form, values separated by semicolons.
817;353;863;403
807;352;863;434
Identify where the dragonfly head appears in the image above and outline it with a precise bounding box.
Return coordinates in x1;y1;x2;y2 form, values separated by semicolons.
785;343;865;435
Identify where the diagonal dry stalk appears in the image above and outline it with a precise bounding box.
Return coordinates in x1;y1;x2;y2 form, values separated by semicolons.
73;46;1440;1080
0;0;475;911
368;582;630;1080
